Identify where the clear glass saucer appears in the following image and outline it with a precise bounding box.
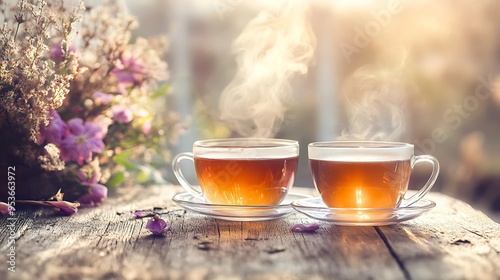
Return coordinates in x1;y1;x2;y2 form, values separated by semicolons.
172;192;313;221
291;197;436;226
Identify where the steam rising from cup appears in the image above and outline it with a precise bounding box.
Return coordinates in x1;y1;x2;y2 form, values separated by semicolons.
219;0;316;137
338;66;408;141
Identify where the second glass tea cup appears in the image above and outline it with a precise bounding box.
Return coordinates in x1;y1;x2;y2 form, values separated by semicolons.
308;141;439;209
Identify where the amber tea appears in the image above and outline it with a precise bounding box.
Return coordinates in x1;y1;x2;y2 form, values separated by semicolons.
195;156;298;205
310;159;411;208
308;141;439;209
173;138;299;206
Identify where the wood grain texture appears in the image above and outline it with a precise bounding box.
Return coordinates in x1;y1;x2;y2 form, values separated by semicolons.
378;192;500;280
0;186;499;280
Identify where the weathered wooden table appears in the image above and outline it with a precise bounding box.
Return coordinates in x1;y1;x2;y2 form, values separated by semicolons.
1;186;499;280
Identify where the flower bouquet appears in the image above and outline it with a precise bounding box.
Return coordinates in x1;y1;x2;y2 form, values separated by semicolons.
0;1;182;214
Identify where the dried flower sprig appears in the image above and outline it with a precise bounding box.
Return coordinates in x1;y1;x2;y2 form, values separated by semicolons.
12;189;80;216
12;200;80;216
0;1;182;206
0;1;84;147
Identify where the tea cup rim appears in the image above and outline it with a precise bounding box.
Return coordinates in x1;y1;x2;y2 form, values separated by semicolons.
308;140;414;161
308;140;413;148
193;138;299;149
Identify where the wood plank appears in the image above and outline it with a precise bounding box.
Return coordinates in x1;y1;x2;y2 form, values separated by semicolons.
378;192;500;280
0;186;407;280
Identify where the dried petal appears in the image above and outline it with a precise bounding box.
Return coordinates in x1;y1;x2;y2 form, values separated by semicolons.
146;215;169;235
134;210;153;218
0;202;12;215
290;223;320;233
43;201;80;216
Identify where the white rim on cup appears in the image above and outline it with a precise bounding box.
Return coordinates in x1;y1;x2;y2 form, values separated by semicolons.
194;138;299;159
309;141;413;162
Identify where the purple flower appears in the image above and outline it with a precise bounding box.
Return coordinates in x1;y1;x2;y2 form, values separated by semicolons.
112;54;147;86
78;183;108;206
290;223;320;233
146;215;169;235
78;170;108;206
60;118;105;165
88;184;107;204
111;106;133;124
0;202;11;215
40;110;68;146
43;201;80;216
49;41;76;63
92;91;113;105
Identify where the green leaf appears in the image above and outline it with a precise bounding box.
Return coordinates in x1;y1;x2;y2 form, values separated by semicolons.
135;169;150;184
151;83;170;99
107;172;126;188
135;164;167;184
113;150;139;171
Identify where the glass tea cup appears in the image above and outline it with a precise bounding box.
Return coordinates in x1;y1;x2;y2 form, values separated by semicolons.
172;138;299;206
308;141;439;209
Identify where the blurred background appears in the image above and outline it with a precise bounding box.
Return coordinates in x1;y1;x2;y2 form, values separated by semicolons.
109;0;499;220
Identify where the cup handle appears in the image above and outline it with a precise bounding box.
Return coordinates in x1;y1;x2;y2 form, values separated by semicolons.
401;155;440;207
172;152;204;200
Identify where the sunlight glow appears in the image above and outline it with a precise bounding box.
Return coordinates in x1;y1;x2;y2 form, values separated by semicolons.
333;0;375;10
356;188;363;207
